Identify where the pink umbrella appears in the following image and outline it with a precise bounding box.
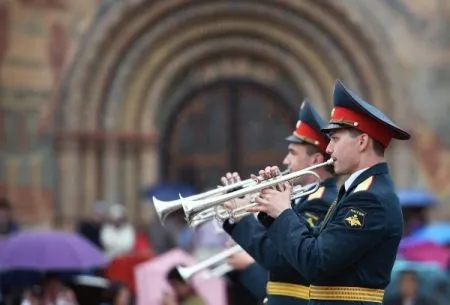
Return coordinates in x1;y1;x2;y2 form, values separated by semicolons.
134;248;226;305
399;240;450;269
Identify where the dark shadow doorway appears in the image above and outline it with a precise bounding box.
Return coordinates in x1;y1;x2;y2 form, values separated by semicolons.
162;81;297;191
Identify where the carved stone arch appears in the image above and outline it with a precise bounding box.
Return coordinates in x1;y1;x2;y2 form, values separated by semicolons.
156;57;307;131
61;0;391;133
55;0;405;221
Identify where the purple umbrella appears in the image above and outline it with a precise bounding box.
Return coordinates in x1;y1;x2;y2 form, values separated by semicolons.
0;230;107;271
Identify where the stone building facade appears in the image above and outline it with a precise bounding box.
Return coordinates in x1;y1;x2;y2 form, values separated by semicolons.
1;0;449;227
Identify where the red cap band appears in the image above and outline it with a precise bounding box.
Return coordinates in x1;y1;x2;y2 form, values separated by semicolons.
293;121;329;153
330;106;394;147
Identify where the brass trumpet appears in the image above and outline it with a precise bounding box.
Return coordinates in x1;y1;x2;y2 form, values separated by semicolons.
153;169;288;223
182;159;334;223
187;180;320;227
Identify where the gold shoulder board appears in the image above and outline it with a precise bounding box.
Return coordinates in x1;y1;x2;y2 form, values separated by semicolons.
353;176;374;193
307;186;325;200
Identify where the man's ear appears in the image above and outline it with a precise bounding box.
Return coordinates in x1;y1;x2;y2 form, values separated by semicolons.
358;133;370;152
312;152;324;165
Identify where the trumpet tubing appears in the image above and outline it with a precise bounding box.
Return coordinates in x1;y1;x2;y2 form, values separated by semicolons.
187;181;320;226
229;178;321;220
189;206;231;227
182;159;334;222
152;170;289;223
177;245;242;280
202;263;234;280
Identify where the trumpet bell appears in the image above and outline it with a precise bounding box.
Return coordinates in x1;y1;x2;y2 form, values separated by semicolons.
152;196;183;224
177;265;199;281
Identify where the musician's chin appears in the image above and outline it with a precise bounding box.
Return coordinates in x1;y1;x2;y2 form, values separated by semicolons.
331;159;341;174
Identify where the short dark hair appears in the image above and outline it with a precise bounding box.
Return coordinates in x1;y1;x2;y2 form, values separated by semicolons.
303;144;335;174
347;128;385;157
166;265;185;283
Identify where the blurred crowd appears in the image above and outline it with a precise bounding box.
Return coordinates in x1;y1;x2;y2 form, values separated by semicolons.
0;187;449;305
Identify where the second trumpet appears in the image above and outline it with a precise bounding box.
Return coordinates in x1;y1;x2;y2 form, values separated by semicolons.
182;159;334;223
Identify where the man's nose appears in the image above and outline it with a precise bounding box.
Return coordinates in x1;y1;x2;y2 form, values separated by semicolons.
326;143;333;155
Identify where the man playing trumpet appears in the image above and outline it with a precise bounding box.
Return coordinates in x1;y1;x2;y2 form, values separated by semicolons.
221;100;338;305
246;80;410;305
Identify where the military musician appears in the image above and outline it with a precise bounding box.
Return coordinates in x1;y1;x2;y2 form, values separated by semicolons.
247;80;410;304
221;100;338;305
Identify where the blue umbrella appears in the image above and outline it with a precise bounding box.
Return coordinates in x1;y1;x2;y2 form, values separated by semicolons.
142;182;196;201
410;222;450;245
397;189;438;207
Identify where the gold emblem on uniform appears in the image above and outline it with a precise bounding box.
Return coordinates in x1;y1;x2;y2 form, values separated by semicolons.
345;215;362;227
344;208;365;228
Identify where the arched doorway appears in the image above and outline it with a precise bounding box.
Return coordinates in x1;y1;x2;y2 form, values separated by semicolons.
52;0;411;223
162;81;297;191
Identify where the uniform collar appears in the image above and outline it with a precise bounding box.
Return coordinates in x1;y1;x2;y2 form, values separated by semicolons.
344;167;369;191
345;162;389;192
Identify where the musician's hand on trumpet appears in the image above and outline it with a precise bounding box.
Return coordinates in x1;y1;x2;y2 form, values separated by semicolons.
246;166;293;219
220;172;253;223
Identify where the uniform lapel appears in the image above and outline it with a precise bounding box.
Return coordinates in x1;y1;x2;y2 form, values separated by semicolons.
318;185;344;232
318;163;388;233
345;163;388;194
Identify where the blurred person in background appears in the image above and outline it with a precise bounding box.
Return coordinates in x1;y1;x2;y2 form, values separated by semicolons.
103;282;133;305
77;200;108;249
396;189;438;237
384;270;436;305
21;273;78;305
147;217;178;254
0;197;20;238
100;204;136;260
162;266;205;305
133;223;155;255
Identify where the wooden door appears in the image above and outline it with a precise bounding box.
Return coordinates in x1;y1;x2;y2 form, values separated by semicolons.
162;81;296;191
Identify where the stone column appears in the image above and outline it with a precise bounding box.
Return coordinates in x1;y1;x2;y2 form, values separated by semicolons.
102;139;120;204
56;139;81;227
139;144;159;223
29;152;48;226
123;141;138;222
5;156;20;206
82;140;99;217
